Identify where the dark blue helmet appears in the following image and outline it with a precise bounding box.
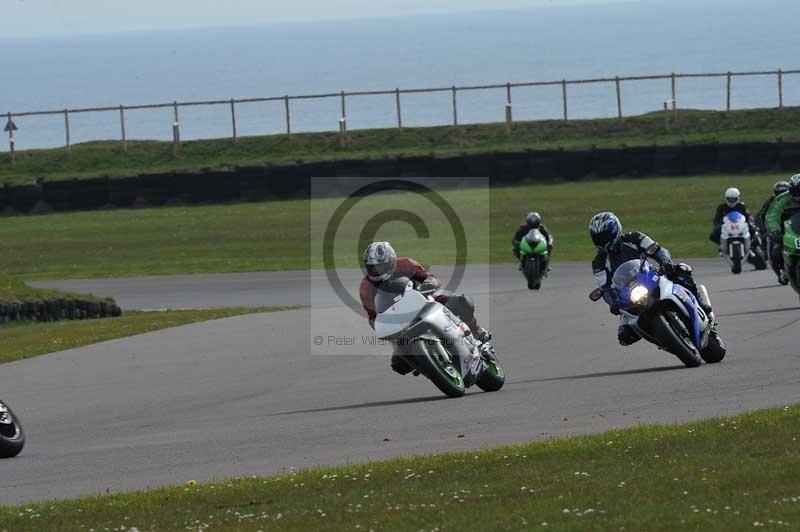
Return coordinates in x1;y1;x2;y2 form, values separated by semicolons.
589;212;622;251
526;212;542;229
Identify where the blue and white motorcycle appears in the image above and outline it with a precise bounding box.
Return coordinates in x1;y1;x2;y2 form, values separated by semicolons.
590;259;726;368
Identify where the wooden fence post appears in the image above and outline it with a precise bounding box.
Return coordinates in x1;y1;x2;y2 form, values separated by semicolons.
726;71;732;112
172;101;181;157
284;96;291;137
505;82;513;134
562;79;568;121
64;109;71;156
778;69;784;109
671;73;677;118
615;76;623;119
340;91;347;121
230;99;238;143
395;88;402;128
451;86;458;126
119;105;127;152
7;112;15;164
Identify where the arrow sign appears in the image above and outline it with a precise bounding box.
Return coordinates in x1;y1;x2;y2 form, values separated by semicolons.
4;118;18;132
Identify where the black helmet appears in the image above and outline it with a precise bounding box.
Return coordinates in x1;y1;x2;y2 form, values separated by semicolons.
791;174;800;199
363;241;397;282
774;180;790;196
589;212;622;251
526;212;542;229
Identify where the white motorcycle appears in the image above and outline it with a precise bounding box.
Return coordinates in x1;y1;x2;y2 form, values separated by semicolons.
720;212;766;274
374;277;504;398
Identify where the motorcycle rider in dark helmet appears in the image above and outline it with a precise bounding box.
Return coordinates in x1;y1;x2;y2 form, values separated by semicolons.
766;174;800;285
512;212;554;268
359;241;493;375
759;180;792;284
589;212;716;346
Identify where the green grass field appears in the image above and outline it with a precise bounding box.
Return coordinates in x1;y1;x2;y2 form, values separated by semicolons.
0;307;291;364
1;107;799;184
0;173;783;279
0;404;796;531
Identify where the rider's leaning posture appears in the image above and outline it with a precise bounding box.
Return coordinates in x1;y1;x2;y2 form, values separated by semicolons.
589;212;718;346
359;241;492;375
765;174;800;284
757;180;791;282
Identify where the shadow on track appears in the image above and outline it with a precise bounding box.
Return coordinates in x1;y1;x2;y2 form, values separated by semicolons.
717;284;781;293
720;307;800;318
269;395;447;417
508;365;685;386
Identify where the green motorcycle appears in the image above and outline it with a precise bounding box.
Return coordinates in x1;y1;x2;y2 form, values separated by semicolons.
519;229;550;290
782;212;800;300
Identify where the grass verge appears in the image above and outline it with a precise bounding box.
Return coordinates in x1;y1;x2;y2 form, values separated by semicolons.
1;107;799;184
0;307;294;364
1;405;797;531
0;272;107;303
0;172;784;279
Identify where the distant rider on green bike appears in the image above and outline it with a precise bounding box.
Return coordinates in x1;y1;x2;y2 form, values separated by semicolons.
512;212;553;266
765;174;800;284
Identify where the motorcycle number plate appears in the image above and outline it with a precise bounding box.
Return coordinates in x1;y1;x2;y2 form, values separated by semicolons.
795;238;800;249
730;223;739;231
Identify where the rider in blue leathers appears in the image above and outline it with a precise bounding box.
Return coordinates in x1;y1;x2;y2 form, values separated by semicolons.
589;212;716;346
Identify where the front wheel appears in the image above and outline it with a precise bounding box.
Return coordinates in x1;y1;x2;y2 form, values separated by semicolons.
413;340;466;398
731;257;742;274
524;257;541;290
701;331;727;364
0;401;25;459
476;353;505;392
651;310;703;368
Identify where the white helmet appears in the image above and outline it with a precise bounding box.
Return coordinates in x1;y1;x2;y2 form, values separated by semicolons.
724;187;741;208
363;241;397;282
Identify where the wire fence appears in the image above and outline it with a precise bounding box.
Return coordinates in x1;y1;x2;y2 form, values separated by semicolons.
3;68;799;160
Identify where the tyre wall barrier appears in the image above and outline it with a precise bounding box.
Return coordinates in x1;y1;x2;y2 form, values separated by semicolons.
0;297;122;324
1;141;799;215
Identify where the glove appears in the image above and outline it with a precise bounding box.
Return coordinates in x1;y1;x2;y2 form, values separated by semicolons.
610;301;621;316
660;260;675;276
418;277;439;294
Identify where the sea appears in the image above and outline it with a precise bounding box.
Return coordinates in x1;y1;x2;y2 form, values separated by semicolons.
1;0;799;150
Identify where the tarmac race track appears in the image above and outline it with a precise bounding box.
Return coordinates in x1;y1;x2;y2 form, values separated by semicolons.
2;260;798;504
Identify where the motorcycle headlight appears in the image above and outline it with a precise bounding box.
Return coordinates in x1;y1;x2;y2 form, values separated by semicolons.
630;284;649;305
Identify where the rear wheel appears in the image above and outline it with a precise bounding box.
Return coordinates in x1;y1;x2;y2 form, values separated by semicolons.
413;340;466;398
0;402;25;459
751;252;767;271
651;310;703;368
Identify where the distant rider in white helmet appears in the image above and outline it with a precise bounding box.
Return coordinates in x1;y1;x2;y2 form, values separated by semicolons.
709;187;757;247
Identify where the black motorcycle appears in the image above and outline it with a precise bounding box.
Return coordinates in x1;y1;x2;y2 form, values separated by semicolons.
0;399;25;458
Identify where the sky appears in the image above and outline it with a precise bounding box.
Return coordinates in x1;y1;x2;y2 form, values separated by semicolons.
3;0;619;38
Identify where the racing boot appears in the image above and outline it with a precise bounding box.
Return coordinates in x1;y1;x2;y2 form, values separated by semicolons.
390;354;413;376
696;284;715;322
618;324;641;346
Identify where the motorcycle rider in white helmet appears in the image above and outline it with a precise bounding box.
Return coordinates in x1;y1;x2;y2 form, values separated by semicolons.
709;187;763;262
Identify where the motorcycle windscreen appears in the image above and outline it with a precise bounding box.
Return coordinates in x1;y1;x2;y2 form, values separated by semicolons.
611;260;644;289
375;290;428;339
